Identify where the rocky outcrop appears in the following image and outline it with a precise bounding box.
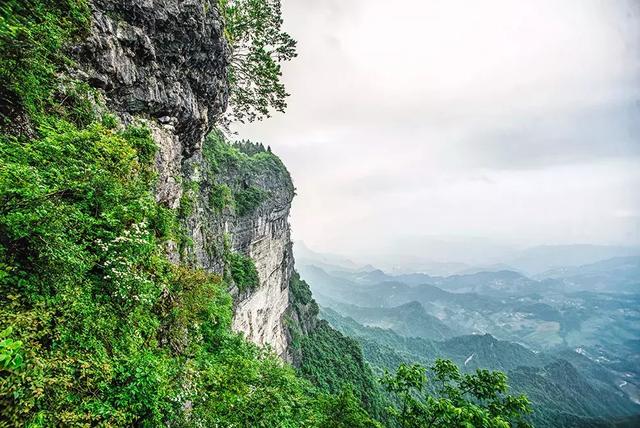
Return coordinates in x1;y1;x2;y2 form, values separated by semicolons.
230;210;294;357
179;138;296;358
73;0;228;208
72;0;296;358
73;0;228;151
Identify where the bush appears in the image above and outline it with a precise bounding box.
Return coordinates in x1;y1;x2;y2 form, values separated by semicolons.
381;359;532;428
225;251;259;291
209;183;234;213
0;117;176;425
234;185;268;216
0;0;90;121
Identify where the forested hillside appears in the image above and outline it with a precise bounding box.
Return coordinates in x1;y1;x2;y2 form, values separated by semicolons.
0;0;381;425
302;254;640;428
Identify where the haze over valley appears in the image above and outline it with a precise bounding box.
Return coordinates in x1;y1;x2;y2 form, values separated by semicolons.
295;241;640;426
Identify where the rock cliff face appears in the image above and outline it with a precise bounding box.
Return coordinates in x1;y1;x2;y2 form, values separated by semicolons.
73;0;296;358
179;138;296;358
229;202;294;357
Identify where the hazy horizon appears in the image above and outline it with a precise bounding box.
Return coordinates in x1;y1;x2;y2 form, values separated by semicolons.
235;0;640;259
292;239;640;275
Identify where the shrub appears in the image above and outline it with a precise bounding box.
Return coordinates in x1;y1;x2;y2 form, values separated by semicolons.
0;0;90;122
209;183;235;213
381;359;532;428
225;251;259;291
234;185;268;216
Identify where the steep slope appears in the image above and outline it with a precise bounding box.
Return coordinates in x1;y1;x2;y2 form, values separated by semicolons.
183;134;296;357
322;309;640;427
72;0;381;382
70;0;296;358
285;272;389;420
0;1;383;426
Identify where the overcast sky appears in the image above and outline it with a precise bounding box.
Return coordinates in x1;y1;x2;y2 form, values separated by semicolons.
236;0;640;263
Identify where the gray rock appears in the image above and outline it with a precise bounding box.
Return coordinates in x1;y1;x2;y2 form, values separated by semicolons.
73;0;229;155
73;0;299;360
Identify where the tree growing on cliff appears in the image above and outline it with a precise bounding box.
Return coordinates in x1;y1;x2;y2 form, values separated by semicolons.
381;359;532;428
218;0;297;125
319;386;383;428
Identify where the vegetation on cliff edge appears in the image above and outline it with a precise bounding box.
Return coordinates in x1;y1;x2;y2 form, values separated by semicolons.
0;2;372;425
218;0;297;125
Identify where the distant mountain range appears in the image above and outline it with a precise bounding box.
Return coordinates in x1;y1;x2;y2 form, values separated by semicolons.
536;256;640;293
507;245;640;275
295;245;640;426
294;241;640;276
322;308;640;428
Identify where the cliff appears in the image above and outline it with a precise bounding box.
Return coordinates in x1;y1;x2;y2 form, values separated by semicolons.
0;1;386;424
71;0;297;359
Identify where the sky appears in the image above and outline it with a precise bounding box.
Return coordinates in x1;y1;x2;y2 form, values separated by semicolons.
236;0;640;264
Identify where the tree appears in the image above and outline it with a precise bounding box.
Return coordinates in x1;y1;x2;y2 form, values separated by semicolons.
319;386;383;428
381;359;532;428
218;0;297;125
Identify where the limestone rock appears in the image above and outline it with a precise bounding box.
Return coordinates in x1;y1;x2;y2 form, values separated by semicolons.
74;0;298;359
73;0;229;155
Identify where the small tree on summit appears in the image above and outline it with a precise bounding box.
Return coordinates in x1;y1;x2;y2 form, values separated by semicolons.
218;0;297;125
381;359;532;428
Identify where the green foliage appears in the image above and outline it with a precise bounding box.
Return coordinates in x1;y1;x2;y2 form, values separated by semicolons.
299;321;389;422
285;271;319;355
178;191;195;219
203;130;293;217
0;121;160;292
290;270;315;307
234;139;269;155
0;114;178;422
204;131;290;181
0;2;383;427
0;327;23;371
0;119;165;425
0;113;372;426
381;360;532;428
235;185;268;216
0;0;90;121
318;386;383;428
218;0;297;124
101;112;118;129
157;267;232;354
225;251;260;291
209;183;234;212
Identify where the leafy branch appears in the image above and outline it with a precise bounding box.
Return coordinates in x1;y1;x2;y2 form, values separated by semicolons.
218;0;297;126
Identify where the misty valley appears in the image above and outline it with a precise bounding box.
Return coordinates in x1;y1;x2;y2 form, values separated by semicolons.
296;245;640;427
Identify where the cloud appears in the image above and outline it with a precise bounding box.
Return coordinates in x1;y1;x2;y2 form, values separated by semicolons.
457;96;640;169
235;0;640;258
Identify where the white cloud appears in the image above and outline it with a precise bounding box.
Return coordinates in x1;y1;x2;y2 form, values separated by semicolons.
236;0;640;259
